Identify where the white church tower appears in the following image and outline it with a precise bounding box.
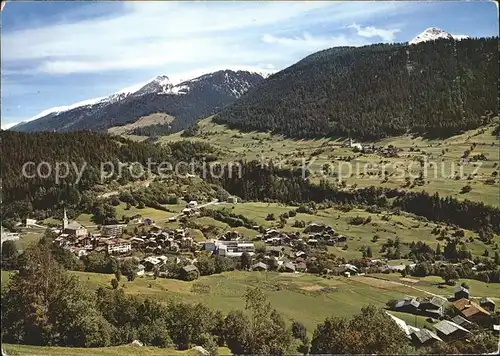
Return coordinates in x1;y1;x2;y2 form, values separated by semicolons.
63;208;69;230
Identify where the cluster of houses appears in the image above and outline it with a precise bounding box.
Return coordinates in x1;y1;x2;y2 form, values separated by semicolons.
389;285;498;347
260;223;348;248
52;209;197;257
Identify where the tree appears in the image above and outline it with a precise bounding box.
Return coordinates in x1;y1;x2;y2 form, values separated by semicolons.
1;240;19;269
240;252;251;270
111;278;119;289
115;269;122;282
224;310;250;354
365;246;373;258
494;251;500;265
311;305;411;354
195;252;216;276
440;265;459;285
2;243;113;347
120;259;138;281
291;320;307;341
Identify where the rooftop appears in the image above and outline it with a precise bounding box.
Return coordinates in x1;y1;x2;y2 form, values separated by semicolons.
411;329;443;344
434;320;470;336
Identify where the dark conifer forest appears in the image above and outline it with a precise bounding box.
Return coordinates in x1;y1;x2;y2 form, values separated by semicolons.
0;131;214;219
214;38;498;139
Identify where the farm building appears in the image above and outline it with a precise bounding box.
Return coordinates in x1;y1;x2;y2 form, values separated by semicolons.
279;262;296;273
453;285;470;300
433;320;471;341
479;297;496;312
251;262;268;271
180;264;199;281
410;329;443;347
452;298;491;326
394;297;420;314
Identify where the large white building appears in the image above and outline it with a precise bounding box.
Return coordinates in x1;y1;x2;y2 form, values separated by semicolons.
201;239;255;258
104;238;132;254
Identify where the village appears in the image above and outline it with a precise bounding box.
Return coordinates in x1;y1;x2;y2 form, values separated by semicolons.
5;199;499;351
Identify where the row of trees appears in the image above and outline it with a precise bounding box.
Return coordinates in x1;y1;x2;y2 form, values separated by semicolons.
215;38;498;139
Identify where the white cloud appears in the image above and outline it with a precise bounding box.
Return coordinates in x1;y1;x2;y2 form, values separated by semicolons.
262;32;367;51
347;23;400;42
2;1;410;75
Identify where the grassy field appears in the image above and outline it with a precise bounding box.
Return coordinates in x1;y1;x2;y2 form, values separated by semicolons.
209;202;499;260
1;269;429;331
157;117;499;207
2;344;231;356
371;273;500;302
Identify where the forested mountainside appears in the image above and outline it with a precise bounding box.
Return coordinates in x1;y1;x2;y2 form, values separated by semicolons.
12;70;264;134
214;38;498;140
1;131;215;219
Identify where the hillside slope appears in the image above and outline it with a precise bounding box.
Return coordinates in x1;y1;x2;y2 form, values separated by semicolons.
214;38;498;140
12;70;264;134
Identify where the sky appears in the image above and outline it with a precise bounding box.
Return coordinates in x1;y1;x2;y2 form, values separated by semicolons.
1;0;498;129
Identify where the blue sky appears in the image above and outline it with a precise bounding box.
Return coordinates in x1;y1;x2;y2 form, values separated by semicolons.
1;0;498;129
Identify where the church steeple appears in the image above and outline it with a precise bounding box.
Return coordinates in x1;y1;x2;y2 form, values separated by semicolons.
63;208;69;230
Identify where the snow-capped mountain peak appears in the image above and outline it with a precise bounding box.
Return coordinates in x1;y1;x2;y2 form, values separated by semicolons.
409;27;469;45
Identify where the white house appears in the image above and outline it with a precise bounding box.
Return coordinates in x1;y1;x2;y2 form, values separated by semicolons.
104;239;132;254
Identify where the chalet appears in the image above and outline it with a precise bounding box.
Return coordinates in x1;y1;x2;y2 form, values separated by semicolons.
295;251;307;258
180;237;194;249
479;297;496;313
452;298;491;326
265;237;281;245
251;262;268;271
339;263;359;275
187;201;198;208
451;315;473;328
101;224;124;238
157;255;169;264
418;296;446;318
142;256;162;270
433;320;471;341
182;208;194;216
307;238;318;246
454;286;470;300
136;264;145;276
306;223;324;233
279;262;296;273
168;217;177;222
461;259;475;268
410;329;443;347
267;246;284;258
394;297;420;314
76;235;92;248
104;238;132;255
295;262;307;272
227;196;238;204
180;264;199;280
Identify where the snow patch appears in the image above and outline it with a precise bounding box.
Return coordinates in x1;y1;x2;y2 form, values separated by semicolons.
409;27;469;45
